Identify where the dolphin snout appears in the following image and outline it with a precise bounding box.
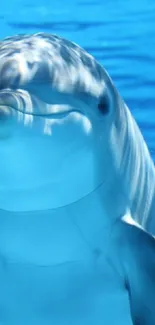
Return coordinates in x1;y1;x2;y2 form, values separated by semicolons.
0;89;82;118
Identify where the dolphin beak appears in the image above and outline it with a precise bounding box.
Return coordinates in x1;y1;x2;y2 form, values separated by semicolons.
0;89;81;118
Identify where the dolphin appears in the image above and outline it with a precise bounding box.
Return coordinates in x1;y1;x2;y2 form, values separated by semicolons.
0;32;154;232
0;33;155;325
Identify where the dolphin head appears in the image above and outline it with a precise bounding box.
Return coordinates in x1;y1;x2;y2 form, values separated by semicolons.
0;33;117;120
0;33;135;221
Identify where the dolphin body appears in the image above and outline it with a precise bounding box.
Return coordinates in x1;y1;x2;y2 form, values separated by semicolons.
0;33;155;324
0;33;154;230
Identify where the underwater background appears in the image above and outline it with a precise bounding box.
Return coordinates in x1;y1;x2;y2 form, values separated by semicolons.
0;0;155;160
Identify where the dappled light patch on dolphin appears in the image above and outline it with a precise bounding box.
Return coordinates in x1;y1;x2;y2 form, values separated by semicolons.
0;33;106;100
43;112;92;136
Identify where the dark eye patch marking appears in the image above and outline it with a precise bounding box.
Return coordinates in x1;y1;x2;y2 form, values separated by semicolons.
98;94;110;115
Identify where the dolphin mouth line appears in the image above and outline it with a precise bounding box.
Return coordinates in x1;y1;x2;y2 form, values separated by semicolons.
0;104;81;119
17;109;80;119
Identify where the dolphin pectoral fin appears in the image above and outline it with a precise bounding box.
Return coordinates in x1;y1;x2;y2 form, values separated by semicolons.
122;211;144;229
110;220;155;324
126;226;155;324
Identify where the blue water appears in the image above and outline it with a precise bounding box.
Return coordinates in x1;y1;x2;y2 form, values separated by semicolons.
0;3;155;324
0;0;155;159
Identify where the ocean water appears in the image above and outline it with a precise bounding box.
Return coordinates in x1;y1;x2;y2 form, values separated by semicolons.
0;0;155;160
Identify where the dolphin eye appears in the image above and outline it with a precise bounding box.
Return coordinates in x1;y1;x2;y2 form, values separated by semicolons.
98;95;110;115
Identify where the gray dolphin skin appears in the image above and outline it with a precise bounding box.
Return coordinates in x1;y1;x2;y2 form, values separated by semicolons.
0;33;155;325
